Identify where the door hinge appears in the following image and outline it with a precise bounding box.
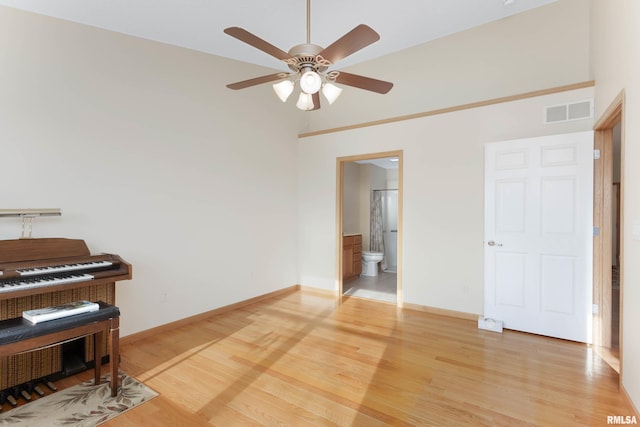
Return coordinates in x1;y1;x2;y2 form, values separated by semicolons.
593;226;600;237
594;149;601;160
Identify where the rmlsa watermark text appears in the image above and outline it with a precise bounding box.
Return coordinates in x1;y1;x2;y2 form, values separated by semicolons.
607;415;638;425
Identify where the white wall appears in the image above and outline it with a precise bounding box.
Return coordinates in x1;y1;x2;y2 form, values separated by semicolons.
590;0;640;413
298;87;594;314
0;6;301;336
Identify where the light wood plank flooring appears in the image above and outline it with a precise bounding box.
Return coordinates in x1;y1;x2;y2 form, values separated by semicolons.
30;290;639;425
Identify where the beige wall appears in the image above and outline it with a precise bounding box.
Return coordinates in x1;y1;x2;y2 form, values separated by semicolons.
590;0;640;413
359;165;371;249
343;162;392;248
0;6;301;336
342;162;361;235
298;0;594;312
366;165;387;251
298;87;594;311
5;2;636;412
386;168;399;190
305;0;591;133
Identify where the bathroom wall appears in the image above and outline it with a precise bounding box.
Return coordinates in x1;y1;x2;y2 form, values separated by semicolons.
370;165;387;190
387;169;399;190
357;164;387;251
342;162;361;235
358;165;371;248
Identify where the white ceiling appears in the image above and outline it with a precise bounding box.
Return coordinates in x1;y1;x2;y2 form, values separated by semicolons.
0;0;558;71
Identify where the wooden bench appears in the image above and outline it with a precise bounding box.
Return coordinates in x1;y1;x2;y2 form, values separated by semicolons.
0;302;120;397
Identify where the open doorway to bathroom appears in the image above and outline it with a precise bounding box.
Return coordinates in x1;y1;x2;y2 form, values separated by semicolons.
336;151;402;305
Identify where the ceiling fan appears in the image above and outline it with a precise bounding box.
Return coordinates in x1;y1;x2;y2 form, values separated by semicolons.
224;0;393;111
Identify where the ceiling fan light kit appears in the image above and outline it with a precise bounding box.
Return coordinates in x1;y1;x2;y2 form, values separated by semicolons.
273;80;295;102
299;69;322;94
322;83;343;104
224;0;393;111
296;92;315;111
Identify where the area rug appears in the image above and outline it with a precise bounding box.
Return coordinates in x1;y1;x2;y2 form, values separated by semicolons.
0;372;158;426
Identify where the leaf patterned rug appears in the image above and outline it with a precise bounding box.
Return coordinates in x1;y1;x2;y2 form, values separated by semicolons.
0;372;158;426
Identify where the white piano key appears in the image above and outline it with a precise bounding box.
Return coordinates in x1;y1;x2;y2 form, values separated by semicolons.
0;273;94;293
17;260;112;276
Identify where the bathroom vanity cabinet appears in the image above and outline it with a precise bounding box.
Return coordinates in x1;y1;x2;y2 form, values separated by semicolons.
342;234;362;281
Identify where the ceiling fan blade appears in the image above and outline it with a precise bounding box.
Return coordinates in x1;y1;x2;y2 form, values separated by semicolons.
334;71;393;94
311;92;321;110
226;73;286;90
319;24;380;65
224;27;292;61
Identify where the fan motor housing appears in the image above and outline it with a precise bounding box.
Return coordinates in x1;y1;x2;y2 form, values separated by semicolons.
287;44;329;72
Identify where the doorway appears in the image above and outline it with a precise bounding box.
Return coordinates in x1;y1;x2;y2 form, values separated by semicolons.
336;151;403;306
593;91;625;377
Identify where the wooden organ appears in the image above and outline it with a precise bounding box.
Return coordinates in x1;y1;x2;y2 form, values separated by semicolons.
0;238;131;394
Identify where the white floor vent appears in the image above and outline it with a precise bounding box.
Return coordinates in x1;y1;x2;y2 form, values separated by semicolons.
545;100;593;124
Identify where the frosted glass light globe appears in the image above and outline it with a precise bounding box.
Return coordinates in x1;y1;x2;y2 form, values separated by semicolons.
299;70;322;94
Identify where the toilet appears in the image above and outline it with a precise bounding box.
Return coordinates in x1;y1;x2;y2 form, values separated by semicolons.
361;251;384;277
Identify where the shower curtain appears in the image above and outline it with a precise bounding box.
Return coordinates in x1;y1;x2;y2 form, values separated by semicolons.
370;190;386;271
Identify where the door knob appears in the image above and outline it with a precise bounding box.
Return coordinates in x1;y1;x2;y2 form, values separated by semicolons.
488;240;503;247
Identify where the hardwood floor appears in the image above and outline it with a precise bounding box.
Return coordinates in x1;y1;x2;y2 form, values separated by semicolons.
25;290;639;425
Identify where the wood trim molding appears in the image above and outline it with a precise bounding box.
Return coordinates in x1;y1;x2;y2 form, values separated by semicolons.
299;81;595;138
336;158;344;297
297;285;337;297
402;302;479;322
594;90;625;130
120;285;299;345
592;88;625;387
593;129;614;349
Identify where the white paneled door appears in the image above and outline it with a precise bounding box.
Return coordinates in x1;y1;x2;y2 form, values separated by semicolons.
484;131;594;343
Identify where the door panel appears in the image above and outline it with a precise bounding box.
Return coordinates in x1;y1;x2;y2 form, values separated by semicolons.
541;255;576;314
484;131;593;343
541;177;576;233
495;253;526;307
496;180;526;233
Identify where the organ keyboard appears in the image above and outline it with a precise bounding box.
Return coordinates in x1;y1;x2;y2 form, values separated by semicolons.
0;273;94;293
17;260;113;276
0;237;132;396
0;239;131;301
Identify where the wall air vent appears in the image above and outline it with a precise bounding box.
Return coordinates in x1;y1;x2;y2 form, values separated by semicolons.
545;100;593;124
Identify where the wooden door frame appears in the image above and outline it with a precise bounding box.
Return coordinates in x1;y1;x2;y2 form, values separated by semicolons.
593;90;625;380
336;150;403;306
